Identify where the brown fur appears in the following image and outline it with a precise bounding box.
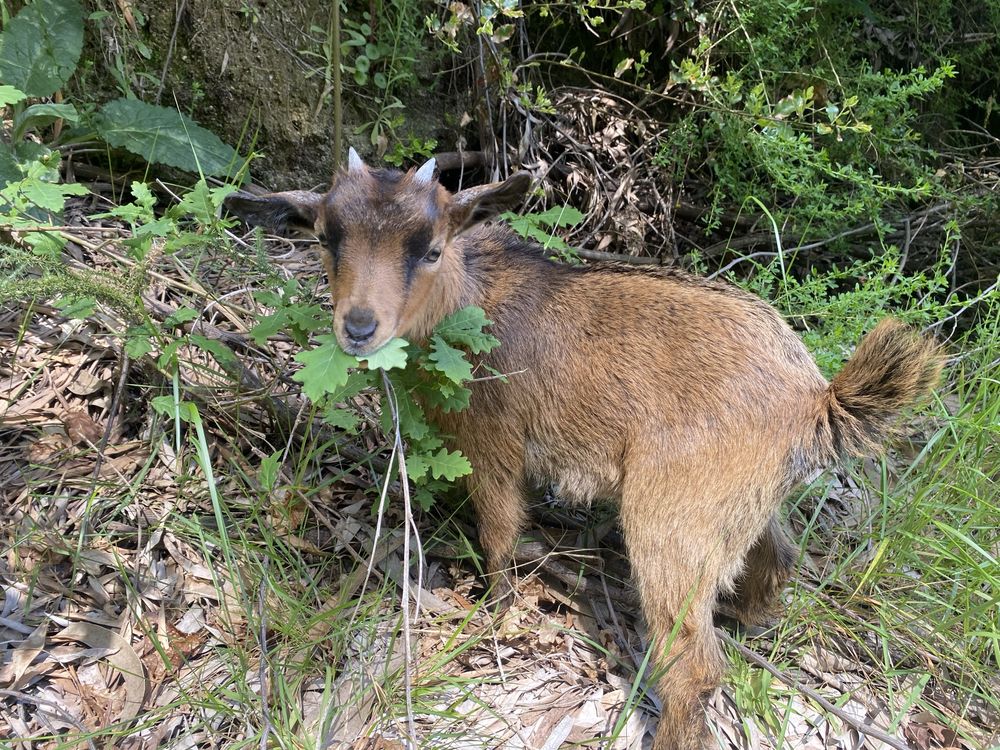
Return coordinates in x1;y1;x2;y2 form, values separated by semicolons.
225;161;943;750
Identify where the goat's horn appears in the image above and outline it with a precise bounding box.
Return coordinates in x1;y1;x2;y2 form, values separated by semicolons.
348;147;366;174
413;157;437;184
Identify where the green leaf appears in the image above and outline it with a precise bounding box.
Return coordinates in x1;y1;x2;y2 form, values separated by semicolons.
172;179;236;226
325;369;376;402
380;378;431;441
506;205;584;230
125;323;155;359
14;102;79;136
163;307;199;328
426;335;473;384
434;305;500;354
425;447;472;481
4;160;89;212
158;337;184;369
96;98;240;176
405;453;429;482
0;85;27;108
55;295;94;319
0;0;84;98
0;145;21;188
95;181;158;225
322;406;360;432
292;334;356;401
151;394;197;423
412;485;436;511
360;337;409;370
286;303;329;334
190;334;238;369
258;450;282;492
250;310;289;345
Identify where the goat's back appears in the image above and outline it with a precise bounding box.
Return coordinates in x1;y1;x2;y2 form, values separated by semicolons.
444;232;829;503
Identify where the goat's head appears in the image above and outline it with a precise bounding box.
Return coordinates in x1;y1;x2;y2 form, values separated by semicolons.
225;150;530;356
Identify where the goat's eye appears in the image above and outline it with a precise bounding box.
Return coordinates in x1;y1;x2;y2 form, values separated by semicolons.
422;246;442;264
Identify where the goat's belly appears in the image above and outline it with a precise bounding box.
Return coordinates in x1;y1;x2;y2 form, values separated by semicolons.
524;440;622;505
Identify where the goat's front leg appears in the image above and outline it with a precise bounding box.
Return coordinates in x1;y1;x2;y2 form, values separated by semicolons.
468;465;527;608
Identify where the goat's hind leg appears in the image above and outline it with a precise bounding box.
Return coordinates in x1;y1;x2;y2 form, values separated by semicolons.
717;513;797;626
619;482;729;750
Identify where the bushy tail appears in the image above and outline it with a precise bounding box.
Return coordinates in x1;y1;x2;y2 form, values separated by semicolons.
811;319;943;466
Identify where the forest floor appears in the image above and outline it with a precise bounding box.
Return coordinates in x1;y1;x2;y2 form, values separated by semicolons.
1;195;998;750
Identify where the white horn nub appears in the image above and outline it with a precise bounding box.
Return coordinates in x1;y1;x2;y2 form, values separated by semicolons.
347;147;366;174
413;157;437;184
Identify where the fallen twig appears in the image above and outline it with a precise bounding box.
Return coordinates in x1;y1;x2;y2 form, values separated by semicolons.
718;629;911;750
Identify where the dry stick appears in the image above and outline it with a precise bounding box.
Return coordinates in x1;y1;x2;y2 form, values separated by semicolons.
717;630;911;750
89;351;131;487
575;248;666;265
155;0;188;105
331;0;342;172
380;371;422;750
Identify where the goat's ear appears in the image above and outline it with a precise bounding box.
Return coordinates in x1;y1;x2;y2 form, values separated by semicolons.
223;190;324;235
450;172;531;235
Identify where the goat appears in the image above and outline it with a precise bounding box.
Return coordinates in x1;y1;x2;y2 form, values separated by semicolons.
224;150;942;750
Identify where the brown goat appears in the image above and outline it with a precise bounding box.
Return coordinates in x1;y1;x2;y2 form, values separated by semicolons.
225;151;942;750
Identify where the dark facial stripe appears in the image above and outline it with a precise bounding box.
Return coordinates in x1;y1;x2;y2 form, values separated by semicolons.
403;225;433;289
324;215;345;273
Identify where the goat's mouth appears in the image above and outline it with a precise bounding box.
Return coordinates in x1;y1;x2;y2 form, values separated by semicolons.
338;333;395;359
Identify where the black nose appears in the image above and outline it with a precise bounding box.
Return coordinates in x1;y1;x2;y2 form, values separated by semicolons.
344;308;378;343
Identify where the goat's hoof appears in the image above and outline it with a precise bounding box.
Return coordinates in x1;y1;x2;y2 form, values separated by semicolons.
485;575;515;613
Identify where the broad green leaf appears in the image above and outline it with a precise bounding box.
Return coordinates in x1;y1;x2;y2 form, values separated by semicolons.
286;304;328;333
0;85;27;107
394;387;431;440
292;334;355;401
96;181;158;225
0;0;84;98
96;98;240;176
0;145;21;188
413;373;471;413
505;205;584;231
427;335;473;384
360;337;409;370
425;447;472;481
434;305;500;354
14;102;79;137
412;485;436;511
173;179;234;225
158;338;184;369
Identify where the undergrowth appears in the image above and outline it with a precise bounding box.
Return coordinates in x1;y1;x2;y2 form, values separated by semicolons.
1;0;999;748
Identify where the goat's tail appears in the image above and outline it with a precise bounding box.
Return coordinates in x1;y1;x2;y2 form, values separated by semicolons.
808;319;943;467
